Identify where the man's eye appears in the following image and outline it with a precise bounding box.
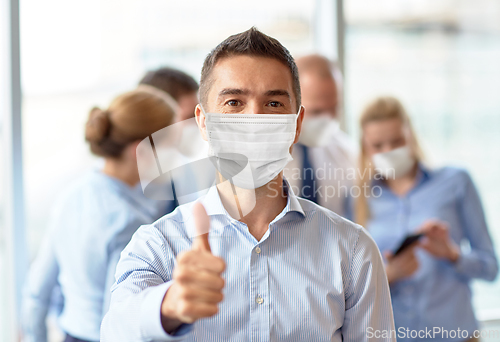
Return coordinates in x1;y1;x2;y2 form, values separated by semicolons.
268;101;283;108
226;100;240;106
393;138;405;146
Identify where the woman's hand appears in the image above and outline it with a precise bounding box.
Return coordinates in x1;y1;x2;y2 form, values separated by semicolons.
418;220;460;263
384;245;420;284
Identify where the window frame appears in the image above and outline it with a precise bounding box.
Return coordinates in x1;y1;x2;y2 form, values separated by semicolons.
2;0;27;340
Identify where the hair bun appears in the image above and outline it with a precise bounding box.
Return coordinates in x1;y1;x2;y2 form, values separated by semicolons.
85;107;110;143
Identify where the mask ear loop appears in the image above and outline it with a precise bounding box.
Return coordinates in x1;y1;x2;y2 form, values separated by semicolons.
296;105;304;118
199;104;207;116
291;105;303;149
198;104;210;143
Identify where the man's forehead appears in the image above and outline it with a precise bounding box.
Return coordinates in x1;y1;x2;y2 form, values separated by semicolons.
301;73;337;98
210;55;294;94
301;71;335;88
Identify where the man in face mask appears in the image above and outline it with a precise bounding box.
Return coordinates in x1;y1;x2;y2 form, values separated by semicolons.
284;54;357;216
101;28;395;342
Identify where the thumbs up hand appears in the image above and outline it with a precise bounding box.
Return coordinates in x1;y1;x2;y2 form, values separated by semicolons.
191;201;212;252
161;202;226;332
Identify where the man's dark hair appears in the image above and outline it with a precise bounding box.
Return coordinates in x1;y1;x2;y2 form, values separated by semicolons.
199;27;301;111
139;67;199;102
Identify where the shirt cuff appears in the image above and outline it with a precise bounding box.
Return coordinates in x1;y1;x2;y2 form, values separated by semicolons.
452;252;477;278
140;281;193;341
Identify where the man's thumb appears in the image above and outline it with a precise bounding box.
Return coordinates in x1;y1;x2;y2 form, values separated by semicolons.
192;202;211;252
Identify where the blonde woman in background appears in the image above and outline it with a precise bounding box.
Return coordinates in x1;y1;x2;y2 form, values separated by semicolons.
22;86;177;342
353;96;498;342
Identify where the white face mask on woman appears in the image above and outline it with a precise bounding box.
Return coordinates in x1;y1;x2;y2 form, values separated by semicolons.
298;115;339;148
203;107;301;189
372;145;415;179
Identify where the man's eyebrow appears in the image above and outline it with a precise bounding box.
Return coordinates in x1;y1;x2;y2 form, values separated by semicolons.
218;88;250;96
265;89;291;99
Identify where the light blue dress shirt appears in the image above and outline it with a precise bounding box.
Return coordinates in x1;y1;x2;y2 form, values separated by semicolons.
363;165;498;342
101;180;396;341
22;170;171;342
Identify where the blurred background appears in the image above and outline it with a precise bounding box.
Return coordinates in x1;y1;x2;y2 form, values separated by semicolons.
1;0;499;341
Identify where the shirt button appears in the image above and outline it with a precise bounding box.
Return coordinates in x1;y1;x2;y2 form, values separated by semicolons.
255;247;261;254
256;295;264;305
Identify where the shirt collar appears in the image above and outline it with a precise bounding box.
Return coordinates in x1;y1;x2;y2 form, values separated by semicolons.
407;162;432;188
417;162;431;182
283;178;306;217
200;178;305;220
200;183;228;217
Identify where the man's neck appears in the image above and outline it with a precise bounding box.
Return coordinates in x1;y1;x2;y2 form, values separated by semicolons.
216;173;288;242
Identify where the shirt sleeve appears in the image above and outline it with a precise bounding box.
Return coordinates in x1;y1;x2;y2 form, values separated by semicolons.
453;171;499;281
100;224;193;342
342;227;396;342
21;228;60;342
101;212;154;320
101;245;123;319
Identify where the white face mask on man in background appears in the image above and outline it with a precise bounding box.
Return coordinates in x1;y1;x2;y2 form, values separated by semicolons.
298;115;339;148
372;145;415;180
203;107;301;190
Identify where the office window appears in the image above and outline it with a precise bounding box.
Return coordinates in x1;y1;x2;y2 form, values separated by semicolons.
345;0;500;319
21;0;338;257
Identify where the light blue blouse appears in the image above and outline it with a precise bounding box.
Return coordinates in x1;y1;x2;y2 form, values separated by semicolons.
22;170;172;342
363;164;498;342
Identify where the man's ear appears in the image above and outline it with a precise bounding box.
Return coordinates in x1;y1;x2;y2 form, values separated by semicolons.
293;105;305;144
195;104;208;141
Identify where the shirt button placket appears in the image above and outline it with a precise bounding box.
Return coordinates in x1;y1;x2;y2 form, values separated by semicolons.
250;244;270;342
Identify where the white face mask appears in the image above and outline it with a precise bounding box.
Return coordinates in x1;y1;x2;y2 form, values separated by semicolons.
298;115;339;147
372;145;415;179
203;108;300;189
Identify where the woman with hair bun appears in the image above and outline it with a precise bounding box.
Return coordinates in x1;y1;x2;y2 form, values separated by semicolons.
22;86;178;342
353;96;498;342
